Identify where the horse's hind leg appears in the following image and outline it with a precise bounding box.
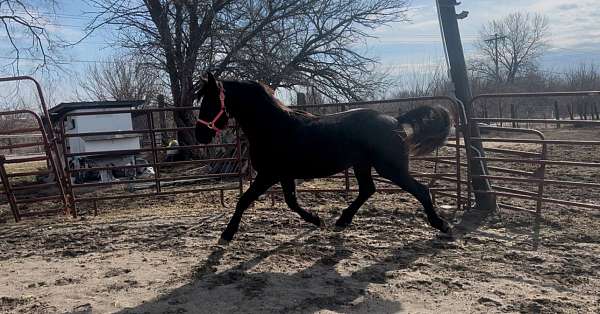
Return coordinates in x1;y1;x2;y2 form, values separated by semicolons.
374;161;451;233
335;164;375;228
281;179;322;227
220;174;276;243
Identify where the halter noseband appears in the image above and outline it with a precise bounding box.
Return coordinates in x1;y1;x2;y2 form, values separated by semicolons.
196;84;227;134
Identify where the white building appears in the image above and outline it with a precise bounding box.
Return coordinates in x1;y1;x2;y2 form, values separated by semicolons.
49;100;146;182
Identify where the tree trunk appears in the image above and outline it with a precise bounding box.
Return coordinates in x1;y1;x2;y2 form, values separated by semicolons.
174;110;197;159
157;94;168;145
568;104;574;120
296;92;307;106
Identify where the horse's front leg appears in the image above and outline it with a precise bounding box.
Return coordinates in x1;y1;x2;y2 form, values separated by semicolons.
220;174;276;243
281;179;322;227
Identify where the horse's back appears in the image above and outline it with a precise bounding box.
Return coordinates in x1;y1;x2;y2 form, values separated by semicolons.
260;108;407;178
307;108;401;146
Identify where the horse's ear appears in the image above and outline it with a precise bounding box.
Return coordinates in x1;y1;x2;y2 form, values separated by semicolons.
206;71;218;89
194;76;208;99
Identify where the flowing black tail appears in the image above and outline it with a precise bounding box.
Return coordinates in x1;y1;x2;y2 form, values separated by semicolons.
397;105;452;156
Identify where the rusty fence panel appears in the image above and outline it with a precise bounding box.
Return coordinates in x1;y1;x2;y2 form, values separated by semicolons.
261;96;471;212
0;110;71;221
469;91;600;213
57;106;245;214
0;76;72;222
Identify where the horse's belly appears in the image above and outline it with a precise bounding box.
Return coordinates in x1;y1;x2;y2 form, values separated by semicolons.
290;163;349;179
281;148;358;179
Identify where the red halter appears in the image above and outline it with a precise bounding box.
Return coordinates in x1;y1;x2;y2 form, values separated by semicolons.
196;85;227;134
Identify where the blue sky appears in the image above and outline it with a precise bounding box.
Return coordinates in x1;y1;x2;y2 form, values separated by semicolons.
1;0;599;106
366;0;600;76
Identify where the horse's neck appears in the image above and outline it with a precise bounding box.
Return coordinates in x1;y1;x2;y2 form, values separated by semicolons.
224;81;295;141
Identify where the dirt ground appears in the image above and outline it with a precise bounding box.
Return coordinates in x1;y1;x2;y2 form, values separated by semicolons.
1;127;599;314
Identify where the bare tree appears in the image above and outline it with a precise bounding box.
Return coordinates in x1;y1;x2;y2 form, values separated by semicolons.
85;0;409;145
391;63;449;98
0;0;60;73
212;0;407;101
565;63;600;91
77;55;161;103
471;12;549;84
0;96;36;142
565;63;600;120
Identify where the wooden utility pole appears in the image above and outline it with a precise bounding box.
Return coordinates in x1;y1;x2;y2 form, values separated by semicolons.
485;33;507;82
436;0;497;210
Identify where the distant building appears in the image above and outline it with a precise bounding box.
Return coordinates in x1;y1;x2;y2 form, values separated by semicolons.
49;100;145;182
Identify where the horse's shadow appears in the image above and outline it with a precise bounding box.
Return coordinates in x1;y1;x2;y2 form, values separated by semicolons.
117;208;492;314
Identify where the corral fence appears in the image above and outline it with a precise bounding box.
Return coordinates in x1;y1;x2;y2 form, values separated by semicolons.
56;106;245;214
53;96;468;216
469;91;600;214
1;75;599;224
0;77;71;221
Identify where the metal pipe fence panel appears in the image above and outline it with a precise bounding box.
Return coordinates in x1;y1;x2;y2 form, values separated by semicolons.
0;110;70;221
470;91;600;213
57;106;245;213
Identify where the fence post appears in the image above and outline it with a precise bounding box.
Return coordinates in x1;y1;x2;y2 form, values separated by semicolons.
510;103;517;128
7;138;13;154
147;112;162;194
497;100;503;127
482;102;488;119
535;142;548;225
0;155;20;222
554;101;560;128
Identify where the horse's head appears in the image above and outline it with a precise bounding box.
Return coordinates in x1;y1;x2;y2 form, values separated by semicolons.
194;72;229;144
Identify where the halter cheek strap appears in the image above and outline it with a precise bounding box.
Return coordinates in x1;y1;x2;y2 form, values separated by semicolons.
196;85;227;134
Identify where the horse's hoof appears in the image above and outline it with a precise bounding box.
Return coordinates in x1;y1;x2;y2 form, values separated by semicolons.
428;216;451;234
313;215;324;228
334;220;350;231
438;224;455;241
217;237;231;246
219;231;233;245
438;219;452;234
333;226;345;232
441;225;453;235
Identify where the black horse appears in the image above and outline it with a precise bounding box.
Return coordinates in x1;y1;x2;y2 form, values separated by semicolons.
195;73;452;243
